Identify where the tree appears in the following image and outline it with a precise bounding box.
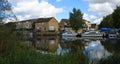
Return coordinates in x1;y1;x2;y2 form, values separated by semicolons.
99;14;113;29
0;0;17;24
112;6;120;28
69;8;84;32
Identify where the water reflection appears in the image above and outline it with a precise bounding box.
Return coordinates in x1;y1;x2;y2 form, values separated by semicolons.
34;37;58;52
82;40;111;64
25;36;120;64
25;36;71;55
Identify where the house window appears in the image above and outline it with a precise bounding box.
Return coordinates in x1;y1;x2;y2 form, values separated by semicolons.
42;22;44;25
25;22;29;29
37;27;40;29
27;24;30;28
49;40;55;44
49;26;55;31
64;22;67;26
16;22;21;29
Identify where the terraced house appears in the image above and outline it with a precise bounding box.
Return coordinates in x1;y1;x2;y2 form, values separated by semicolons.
16;17;59;36
16;19;36;30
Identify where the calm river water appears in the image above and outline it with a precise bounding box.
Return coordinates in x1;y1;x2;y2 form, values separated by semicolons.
25;36;120;64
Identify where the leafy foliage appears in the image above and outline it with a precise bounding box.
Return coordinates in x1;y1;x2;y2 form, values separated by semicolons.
99;14;113;29
69;8;84;32
112;6;120;28
0;0;17;23
99;6;120;29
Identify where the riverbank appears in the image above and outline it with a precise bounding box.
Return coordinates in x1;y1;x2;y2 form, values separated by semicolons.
0;41;89;64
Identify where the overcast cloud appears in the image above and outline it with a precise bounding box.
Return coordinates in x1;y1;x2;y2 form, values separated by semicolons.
9;0;64;21
8;0;120;24
84;0;120;24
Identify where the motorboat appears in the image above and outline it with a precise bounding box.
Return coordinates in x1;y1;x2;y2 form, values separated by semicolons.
61;30;77;37
81;30;103;37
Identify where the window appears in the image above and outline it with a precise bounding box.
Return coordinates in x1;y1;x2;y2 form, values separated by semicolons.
25;22;29;28
16;22;21;29
49;40;55;44
64;22;67;26
37;27;40;29
49;26;55;31
42;22;44;25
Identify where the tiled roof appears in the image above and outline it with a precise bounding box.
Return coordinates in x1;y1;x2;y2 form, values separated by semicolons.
18;17;54;23
59;19;70;27
36;17;54;22
60;19;69;23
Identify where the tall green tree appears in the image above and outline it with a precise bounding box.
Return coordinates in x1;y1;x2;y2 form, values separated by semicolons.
0;0;17;24
69;8;84;32
99;14;113;29
112;6;120;28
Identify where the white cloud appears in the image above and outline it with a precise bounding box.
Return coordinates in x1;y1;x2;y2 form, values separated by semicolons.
85;0;120;5
84;0;120;24
9;0;64;21
83;13;100;24
88;3;113;13
56;0;61;2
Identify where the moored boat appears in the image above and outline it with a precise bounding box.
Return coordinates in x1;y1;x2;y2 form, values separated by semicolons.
81;30;103;37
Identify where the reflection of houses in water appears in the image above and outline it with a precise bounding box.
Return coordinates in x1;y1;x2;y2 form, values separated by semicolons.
24;36;72;55
34;36;59;52
59;37;72;55
82;40;111;64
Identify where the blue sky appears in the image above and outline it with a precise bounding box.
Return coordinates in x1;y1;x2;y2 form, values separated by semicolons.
9;0;120;24
48;0;89;20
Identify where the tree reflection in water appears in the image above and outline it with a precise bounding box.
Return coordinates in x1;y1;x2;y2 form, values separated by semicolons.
25;36;120;64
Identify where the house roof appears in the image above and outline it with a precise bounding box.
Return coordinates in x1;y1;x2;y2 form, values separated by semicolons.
60;19;69;23
59;19;70;26
36;17;54;23
18;17;54;23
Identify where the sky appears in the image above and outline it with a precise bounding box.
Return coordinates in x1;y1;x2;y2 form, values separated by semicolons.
9;0;120;24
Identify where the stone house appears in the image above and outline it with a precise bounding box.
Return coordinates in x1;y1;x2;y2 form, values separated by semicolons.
16;17;59;36
34;17;58;32
59;19;73;32
59;19;91;33
16;19;36;30
34;17;59;35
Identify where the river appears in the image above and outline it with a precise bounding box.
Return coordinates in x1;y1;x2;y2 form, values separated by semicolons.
25;36;120;64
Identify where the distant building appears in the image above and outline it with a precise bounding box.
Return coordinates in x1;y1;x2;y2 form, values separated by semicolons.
59;19;74;32
84;20;91;30
91;23;98;30
59;19;91;33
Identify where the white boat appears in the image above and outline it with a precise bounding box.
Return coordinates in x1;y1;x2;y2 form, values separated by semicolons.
62;36;78;41
62;32;77;37
81;30;103;37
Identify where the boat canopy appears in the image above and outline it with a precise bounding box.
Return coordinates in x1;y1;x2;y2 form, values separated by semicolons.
100;28;111;31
